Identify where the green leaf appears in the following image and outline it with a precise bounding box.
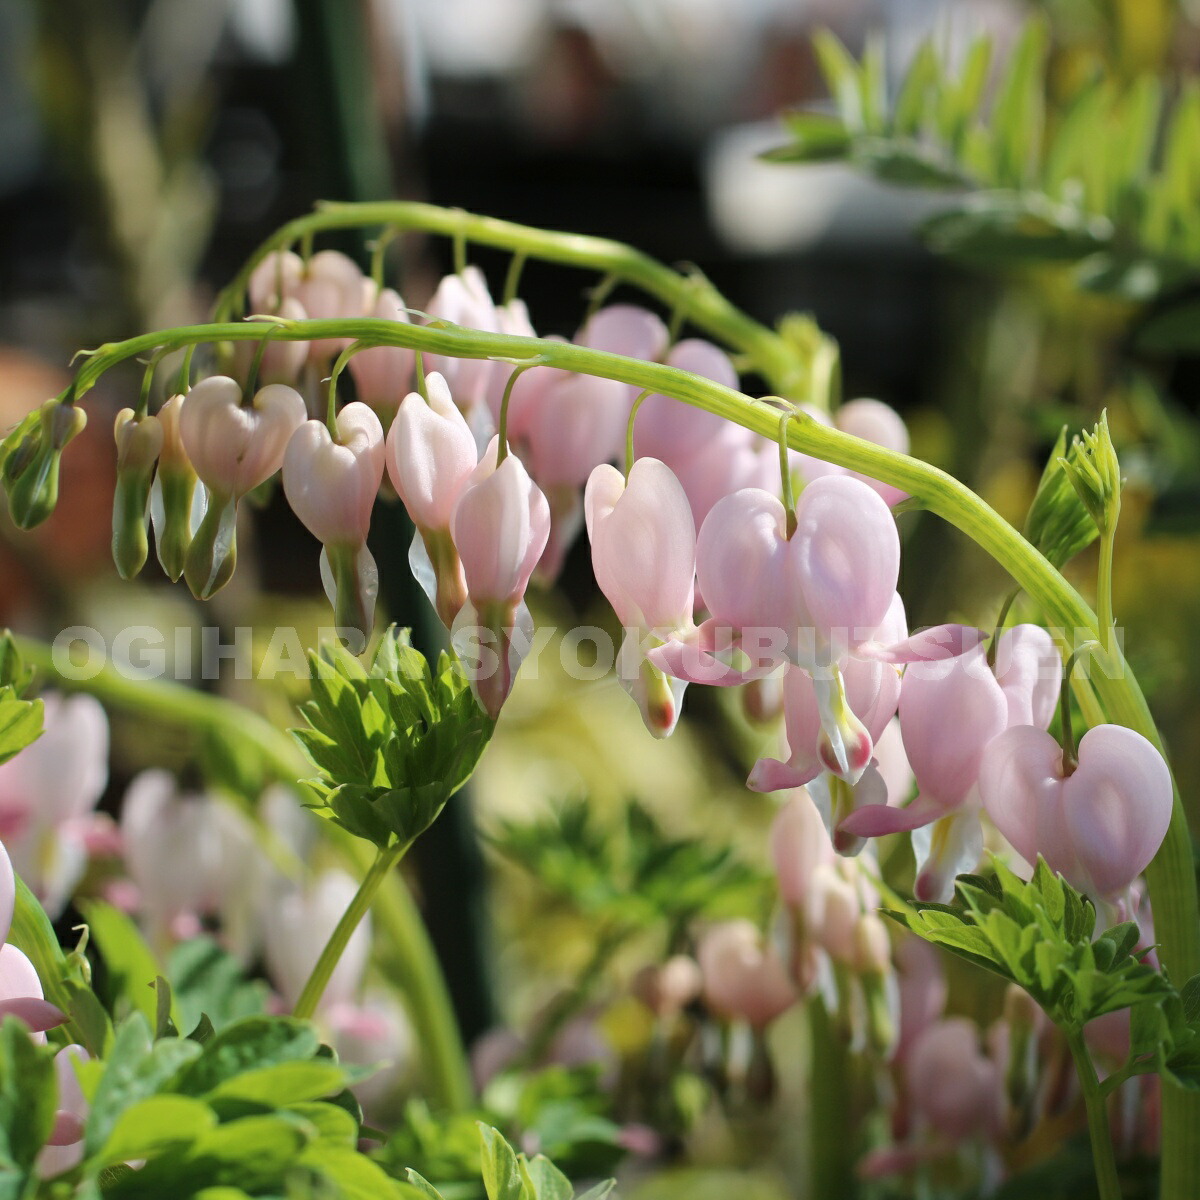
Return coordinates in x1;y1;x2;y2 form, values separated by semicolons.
79;900;178;1031
168;937;268;1034
990;18;1048;187
477;1125;524;1200
520;1155;573;1200
207;1061;348;1109
85;1016;203;1155
0;1017;57;1176
97;1095;216;1165
575;1185;616;1200
0;686;42;766
169;1016;321;1097
812;30;864;132
760;113;850;164
405;1170;449;1200
0;633;34;695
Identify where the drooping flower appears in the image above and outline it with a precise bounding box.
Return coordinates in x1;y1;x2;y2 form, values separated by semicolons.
179;376;307;598
0;839;65;1034
386;372;477;628
283;402;385;646
0;694;109;917
423;266;501;422
349;288;416;424
696;919;797;1028
450;438;550;718
585;458;696;736
979;723;1172;908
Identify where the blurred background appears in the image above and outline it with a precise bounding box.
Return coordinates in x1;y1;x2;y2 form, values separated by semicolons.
2;0;1200;1141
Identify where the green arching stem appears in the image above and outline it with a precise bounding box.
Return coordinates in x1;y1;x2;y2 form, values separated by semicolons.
293;839;408;1020
414;349;427;400
624;389;652;478
9;633;474;1114
452;224;467;277
54;314;1200;1198
582;272;618;327
210;201;806;397
1067;1029;1123;1200
176;343;196;396
369;230;395;291
246;325;282;400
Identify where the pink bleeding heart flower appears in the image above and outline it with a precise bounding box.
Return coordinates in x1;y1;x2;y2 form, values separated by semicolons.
348;288;416;422
293;250;368;364
906;1018;1003;1143
770;791;835;912
283;402;385;646
423;266;501;420
839;645;1009;900
179;376;307;598
450;438;550;718
248;249;305;314
979;723;1172;906
387;372;478;628
697;919;797;1028
0;694;109;918
39;1044;90;1177
0;844;65;1035
991;624;1062;730
585;458;697;737
120;770;262;956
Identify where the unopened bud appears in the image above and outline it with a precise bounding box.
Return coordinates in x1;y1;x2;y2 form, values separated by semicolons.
4;399;86;529
851;914;892;977
151;395;199;581
112;410;163;579
1059;410;1121;538
1023;426;1098;567
632;955;703;1019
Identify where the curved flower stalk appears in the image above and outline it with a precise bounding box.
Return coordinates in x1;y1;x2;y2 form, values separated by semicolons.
178;375;306;599
585;458;696;737
450;438;550;718
283;401;386;648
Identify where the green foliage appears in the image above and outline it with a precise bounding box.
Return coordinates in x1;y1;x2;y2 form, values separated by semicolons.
1023;427;1101;568
294;628;494;850
0;633;43;768
401;1123;615;1200
488;798;765;937
888;858;1171;1029
765;21;1200;320
167;938;268;1036
0;1009;408;1199
378;1070;624;1199
890;857;1200;1098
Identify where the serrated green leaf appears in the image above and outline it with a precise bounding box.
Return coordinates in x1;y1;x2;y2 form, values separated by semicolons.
0;1017;57;1175
169;1017;321;1097
208;1060;348;1109
0;687;42;766
79;900;178;1031
85;1016;202;1154
97;1094;216;1165
168;937;267;1035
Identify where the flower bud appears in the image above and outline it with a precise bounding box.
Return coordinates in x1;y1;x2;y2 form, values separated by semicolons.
111;409;164;579
1023;426;1097;567
3;400;87;530
1059;410;1121;538
697;920;796;1029
150;395;199;581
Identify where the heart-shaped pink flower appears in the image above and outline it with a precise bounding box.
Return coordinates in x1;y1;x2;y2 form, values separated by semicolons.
979;723;1172;900
180;377;307;500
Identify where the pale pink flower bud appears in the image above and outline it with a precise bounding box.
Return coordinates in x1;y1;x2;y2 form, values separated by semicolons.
906;1018;1003;1142
180;376;306;500
808;863;861;962
632;955;703;1018
423;266;500;416
851;913;893;976
632;339;739;466
450;439;550;717
835;399;910;508
248;249;305;313
697;919;796;1028
39;1044;89;1177
234;299;309;387
769;791;834;911
991;624;1062;730
387;372;478;532
0;694;108;917
294;250;368;364
979;723;1172;902
349;288;416;419
284;403;385;643
283;403;384;548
